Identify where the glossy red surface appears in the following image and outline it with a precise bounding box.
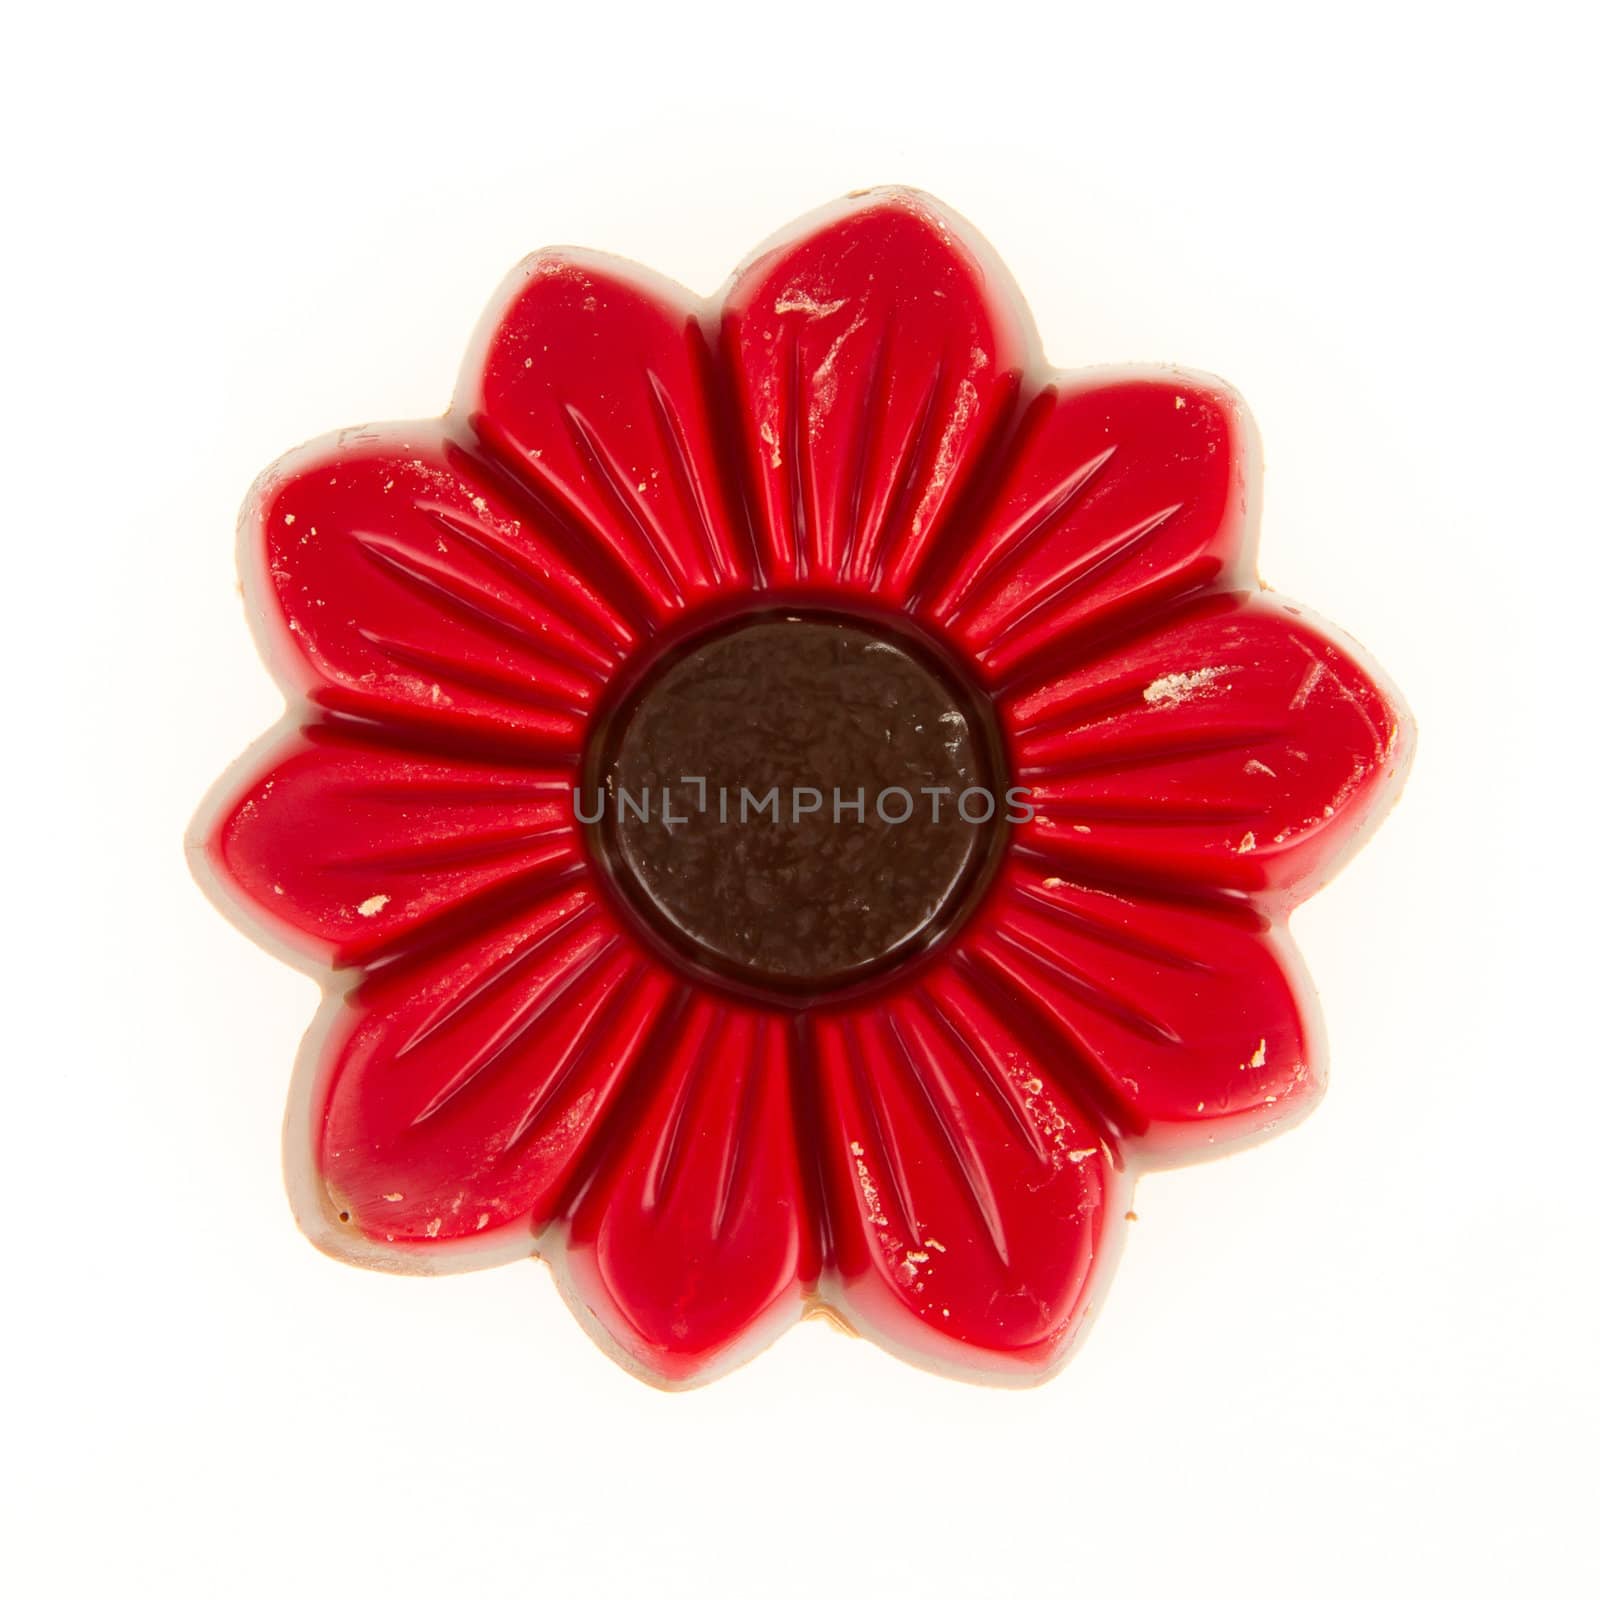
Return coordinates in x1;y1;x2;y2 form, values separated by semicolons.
193;188;1413;1387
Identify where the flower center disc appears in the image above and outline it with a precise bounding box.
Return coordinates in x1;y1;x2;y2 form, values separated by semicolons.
585;612;1007;999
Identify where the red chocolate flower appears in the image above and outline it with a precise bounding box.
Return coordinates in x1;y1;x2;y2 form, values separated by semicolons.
193;189;1413;1387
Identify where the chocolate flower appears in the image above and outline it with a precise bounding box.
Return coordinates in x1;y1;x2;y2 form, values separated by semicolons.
192;189;1412;1386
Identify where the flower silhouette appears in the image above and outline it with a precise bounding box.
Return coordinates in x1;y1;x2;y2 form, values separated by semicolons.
193;189;1412;1386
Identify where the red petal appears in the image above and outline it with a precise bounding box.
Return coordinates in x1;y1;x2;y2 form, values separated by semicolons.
960;860;1322;1160
460;251;752;623
811;974;1125;1381
920;371;1255;679
201;726;583;966
246;425;628;749
563;995;816;1387
1006;592;1414;903
721;187;1031;595
306;887;678;1261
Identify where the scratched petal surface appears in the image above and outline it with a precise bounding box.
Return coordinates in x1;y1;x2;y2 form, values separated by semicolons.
1004;592;1411;901
811;968;1124;1379
957;860;1323;1160
317;886;677;1248
917;372;1255;686
245;425;628;749
720;188;1031;597
461;250;752;626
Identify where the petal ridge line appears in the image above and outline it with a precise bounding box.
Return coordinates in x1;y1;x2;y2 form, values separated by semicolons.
1009;883;1216;974
978;501;1184;662
955;948;1127;1150
1008;679;1162;742
992;587;1247;708
883;1011;1011;1270
700;323;771;591
938;443;1119;629
1017;724;1288;783
843;1015;923;1249
789;1012;833;1276
327;828;573;877
711;1019;766;1243
349;527;606;694
347;863;590;979
1026;798;1264;826
395;894;599;1060
858;351;947;589
339;772;571;807
644;366;731;584
551;984;695;1222
456;426;658;644
642;1006;728;1215
561;403;689;608
786;331;810;581
498;950;645;1160
835;315;893;586
910;987;1052;1166
353;628;590;722
1007;842;1267;923
990;924;1182;1045
409;928;621;1127
421;506;622;677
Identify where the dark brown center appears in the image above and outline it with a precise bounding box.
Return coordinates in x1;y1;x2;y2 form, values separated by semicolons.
585;612;1006;998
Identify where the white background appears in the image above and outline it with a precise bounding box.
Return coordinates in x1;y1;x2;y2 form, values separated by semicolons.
6;3;1595;1594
